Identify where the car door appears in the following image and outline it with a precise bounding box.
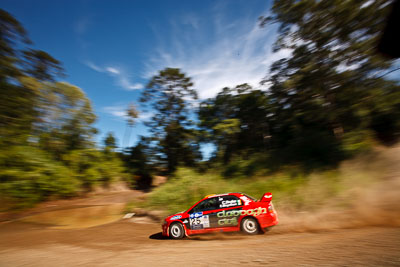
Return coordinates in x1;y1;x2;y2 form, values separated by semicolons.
215;195;243;228
188;197;219;231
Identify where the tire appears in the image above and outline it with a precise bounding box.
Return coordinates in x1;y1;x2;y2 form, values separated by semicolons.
241;217;259;235
169;223;185;239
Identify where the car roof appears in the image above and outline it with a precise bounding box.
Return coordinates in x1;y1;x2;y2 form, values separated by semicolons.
205;192;243;198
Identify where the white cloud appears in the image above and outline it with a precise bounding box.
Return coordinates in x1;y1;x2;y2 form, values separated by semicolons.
106;67;120;75
103;105;153;122
85;61;103;72
144;6;287;99
84;61;143;91
118;77;143;90
138;111;154;121
104;106;126;119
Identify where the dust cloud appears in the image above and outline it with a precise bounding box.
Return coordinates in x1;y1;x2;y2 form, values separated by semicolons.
271;145;400;234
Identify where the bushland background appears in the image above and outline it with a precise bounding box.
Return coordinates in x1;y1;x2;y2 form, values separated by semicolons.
1;0;399;220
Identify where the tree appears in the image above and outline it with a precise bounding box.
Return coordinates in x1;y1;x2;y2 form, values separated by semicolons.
0;9;34;146
22;49;64;81
199;84;270;163
36;82;97;158
0;9;128;206
0;9;65;148
259;0;400;161
124;137;153;189
123;103;139;148
140;68;199;173
0;8;31;82
104;132;117;152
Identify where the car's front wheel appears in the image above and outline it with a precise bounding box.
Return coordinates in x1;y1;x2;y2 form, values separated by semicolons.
241;217;259;235
169;222;185;239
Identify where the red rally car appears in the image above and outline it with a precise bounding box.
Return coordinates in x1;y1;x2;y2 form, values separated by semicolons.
162;192;278;239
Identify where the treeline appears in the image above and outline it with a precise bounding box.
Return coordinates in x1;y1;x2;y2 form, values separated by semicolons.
0;9;126;207
1;0;400;205
129;0;400;178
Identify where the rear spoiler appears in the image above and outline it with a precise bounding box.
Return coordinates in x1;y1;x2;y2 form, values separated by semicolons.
260;192;272;202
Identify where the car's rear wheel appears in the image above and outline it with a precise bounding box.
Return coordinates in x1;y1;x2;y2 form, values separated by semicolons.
169;223;185;239
241;217;259;235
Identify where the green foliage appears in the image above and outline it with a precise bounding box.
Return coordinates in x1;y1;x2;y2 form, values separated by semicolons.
0;10;128;208
126;103;139;126
147;168;222;213
35;82;97;157
0;145;128;208
0;9;31;80
213;118;240;137
0;9;65;149
22;49;64;81
124;139;152;189
145;167;348;214
221;154;271;178
199;85;271;163
98;152;127;186
2;2;400;211
104;132;117;152
145;157;384;214
140;68;200;173
62;149;126;190
0;79;37;146
341;130;375;156
0;146;80;207
258;0;400;161
122;103;139;148
198;0;400;170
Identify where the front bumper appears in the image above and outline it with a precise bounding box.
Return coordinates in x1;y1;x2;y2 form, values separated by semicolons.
162;223;169;236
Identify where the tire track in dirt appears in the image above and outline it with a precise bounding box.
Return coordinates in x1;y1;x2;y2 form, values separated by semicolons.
0;220;399;266
1;146;400;266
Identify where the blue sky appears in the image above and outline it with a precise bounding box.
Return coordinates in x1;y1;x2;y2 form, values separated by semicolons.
2;0;287;156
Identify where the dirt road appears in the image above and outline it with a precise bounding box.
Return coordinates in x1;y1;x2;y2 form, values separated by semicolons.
1;166;400;267
2;146;400;266
1;215;399;266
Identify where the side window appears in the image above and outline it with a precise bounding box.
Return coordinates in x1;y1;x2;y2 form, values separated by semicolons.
218;195;241;208
191;197;219;213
